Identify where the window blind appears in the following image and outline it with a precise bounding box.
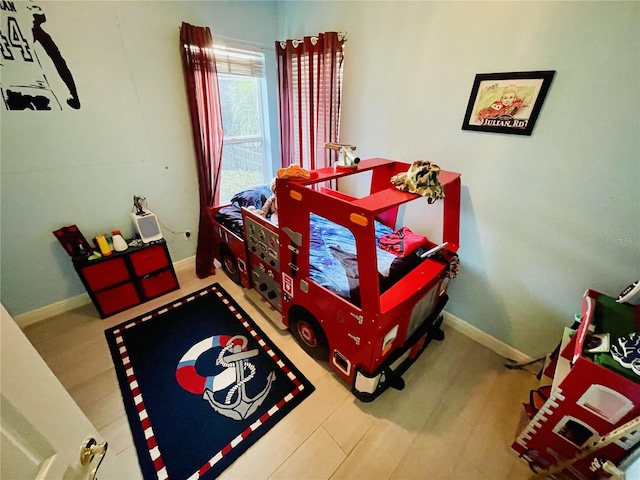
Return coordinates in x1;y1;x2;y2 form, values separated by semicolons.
214;45;264;78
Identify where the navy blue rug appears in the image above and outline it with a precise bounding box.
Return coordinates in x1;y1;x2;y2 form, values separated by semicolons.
105;283;314;479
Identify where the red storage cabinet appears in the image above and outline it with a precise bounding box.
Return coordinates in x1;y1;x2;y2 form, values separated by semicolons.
73;239;180;318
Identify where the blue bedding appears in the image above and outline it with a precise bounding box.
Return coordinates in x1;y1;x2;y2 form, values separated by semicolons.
308;214;401;303
214;198;424;305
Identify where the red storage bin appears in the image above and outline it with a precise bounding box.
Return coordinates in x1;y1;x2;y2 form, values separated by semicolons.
140;270;179;299
95;283;140;316
129;245;169;276
81;257;129;291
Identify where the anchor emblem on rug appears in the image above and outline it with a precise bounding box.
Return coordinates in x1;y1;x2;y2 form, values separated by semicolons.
176;334;276;420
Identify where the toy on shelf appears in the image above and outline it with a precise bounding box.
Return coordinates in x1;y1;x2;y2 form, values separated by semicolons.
390;160;444;204
131;195;163;243
325;142;360;169
276;163;312;180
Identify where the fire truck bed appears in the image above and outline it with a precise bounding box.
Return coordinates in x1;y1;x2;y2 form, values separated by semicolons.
213;196;431;305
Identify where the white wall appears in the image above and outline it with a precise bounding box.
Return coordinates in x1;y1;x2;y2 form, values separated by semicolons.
276;1;640;355
1;1;279;315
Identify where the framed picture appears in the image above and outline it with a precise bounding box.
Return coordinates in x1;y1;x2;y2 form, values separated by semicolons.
461;70;555;136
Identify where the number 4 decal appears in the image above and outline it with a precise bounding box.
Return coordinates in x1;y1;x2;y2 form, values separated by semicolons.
0;16;34;62
0;30;13;60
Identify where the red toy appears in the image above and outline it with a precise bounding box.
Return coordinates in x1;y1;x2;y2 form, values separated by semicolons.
208;158;461;401
512;289;640;478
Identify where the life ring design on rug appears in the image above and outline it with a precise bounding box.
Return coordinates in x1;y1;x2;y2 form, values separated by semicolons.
176;334;276;421
176;335;237;395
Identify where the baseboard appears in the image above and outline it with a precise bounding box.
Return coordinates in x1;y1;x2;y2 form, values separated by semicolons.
173;255;195;271
14;255;197;330
442;310;531;363
14;293;91;330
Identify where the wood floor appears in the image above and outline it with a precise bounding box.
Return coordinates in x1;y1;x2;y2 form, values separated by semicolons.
24;262;539;480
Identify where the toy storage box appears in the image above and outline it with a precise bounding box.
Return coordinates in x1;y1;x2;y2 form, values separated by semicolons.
512;289;640;479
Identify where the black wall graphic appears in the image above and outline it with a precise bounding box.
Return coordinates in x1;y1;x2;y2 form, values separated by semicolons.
0;1;80;110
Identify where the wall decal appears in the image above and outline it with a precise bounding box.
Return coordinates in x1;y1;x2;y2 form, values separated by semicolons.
0;1;80;110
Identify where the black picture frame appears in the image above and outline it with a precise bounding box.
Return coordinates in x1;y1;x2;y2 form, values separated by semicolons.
461;70;555;136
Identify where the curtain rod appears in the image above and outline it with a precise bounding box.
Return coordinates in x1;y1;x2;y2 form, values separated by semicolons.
179;27;346;49
278;31;347;49
178;27;273;51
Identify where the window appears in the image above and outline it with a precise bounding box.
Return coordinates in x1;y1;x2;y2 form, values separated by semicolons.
552;416;596;447
577;384;634;424
215;44;271;203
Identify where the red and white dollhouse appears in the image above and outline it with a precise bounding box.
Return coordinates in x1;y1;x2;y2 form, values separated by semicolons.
512;289;640;479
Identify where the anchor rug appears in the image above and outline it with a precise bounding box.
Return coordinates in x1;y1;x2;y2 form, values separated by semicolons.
105;283;315;480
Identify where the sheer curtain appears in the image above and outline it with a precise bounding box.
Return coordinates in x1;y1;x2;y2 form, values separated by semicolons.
179;22;224;278
276;32;345;172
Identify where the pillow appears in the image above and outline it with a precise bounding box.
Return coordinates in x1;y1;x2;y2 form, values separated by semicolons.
230;184;273;209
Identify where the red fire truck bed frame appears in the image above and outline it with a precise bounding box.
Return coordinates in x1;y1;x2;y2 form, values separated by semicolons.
208;158;461;401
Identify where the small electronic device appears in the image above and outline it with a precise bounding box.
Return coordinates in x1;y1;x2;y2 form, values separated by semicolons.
131;196;163;243
131;211;162;243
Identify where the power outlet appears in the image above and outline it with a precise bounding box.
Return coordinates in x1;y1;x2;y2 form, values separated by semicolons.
184;230;192;240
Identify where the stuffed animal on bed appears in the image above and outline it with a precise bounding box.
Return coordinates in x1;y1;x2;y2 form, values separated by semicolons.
390;160;444;204
254;178;278;225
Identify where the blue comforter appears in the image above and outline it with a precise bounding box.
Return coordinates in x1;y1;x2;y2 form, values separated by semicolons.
214;202;423;305
308;214;404;304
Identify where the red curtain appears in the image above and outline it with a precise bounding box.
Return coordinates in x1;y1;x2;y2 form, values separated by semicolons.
276;32;345;171
179;22;224;278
